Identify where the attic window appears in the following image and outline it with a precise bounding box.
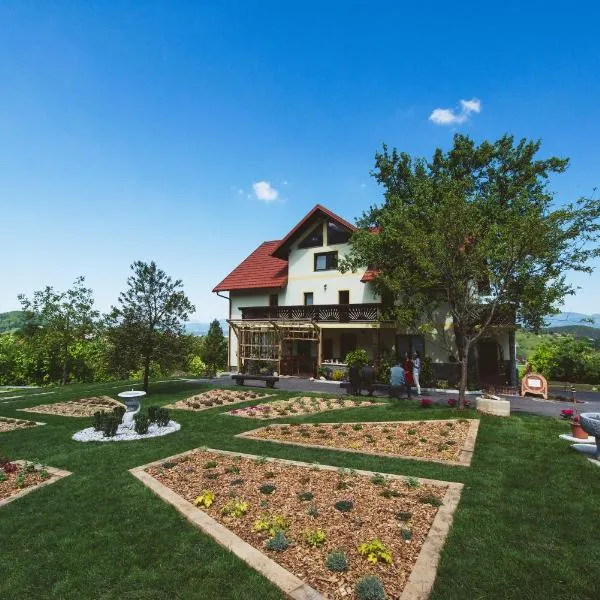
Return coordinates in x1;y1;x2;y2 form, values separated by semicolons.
298;223;323;248
327;221;350;245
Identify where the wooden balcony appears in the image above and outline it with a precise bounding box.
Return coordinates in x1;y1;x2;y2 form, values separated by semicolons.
239;303;382;323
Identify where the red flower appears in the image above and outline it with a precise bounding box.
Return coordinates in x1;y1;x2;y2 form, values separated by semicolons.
447;398;457;407
420;398;432;408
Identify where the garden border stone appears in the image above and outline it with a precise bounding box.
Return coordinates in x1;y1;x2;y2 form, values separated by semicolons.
130;447;464;600
0;461;72;509
236;419;480;467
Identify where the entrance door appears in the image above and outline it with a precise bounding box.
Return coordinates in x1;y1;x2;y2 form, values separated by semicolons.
478;339;500;383
297;340;315;376
338;290;349;322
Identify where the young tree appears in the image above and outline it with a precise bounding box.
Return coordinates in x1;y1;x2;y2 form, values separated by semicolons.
107;261;195;391
200;319;227;376
18;276;99;385
341;135;600;406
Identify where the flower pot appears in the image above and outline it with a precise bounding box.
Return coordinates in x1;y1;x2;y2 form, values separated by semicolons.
571;422;589;440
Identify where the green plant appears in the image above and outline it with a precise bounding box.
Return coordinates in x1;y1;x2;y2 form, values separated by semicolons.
401;528;412;540
155;407;170;426
307;504;319;518
298;491;314;501
345;348;369;369
325;549;349;572
265;531;290;552
230;478;243;486
162;461;175;469
357;538;392;564
225;465;240;474
421;494;443;507
102;415;120;438
370;473;387;486
14;472;26;489
253;515;289;536
259;484;276;495
193;490;215;508
355;575;385;600
134;413;149;435
221;499;248;517
396;511;412;522
147;405;160;423
254;456;268;465
407;428;417;435
92;410;107;432
331;370;346;381
380;488;400;499
305;528;326;547
405;476;420;489
203;461;218;469
334;500;353;512
112;405;126;420
0;470;6;482
264;471;276;478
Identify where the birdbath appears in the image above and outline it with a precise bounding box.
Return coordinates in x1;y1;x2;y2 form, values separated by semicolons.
579;413;600;460
117;390;147;430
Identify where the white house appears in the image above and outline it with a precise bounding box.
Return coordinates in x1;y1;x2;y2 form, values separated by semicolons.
213;205;516;387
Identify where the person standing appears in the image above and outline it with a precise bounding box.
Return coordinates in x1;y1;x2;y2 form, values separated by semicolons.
403;351;414;393
413;351;422;395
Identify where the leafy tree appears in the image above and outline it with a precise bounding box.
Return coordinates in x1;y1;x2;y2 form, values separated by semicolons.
341;135;600;406
18;277;99;385
107;261;195;391
200;319;227;376
531;335;599;383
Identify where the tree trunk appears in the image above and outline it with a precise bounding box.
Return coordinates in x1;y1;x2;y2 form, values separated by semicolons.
61;346;68;386
143;352;151;392
458;345;470;408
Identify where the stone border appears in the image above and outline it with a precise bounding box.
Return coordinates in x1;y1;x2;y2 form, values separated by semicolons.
236;419;480;467
130;447;463;600
0;461;72;509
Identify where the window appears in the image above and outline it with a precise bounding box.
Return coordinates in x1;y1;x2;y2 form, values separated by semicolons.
327;221;350;245
299;224;323;248
314;251;338;271
269;294;279;307
304;292;314;306
395;335;425;361
338;290;349;305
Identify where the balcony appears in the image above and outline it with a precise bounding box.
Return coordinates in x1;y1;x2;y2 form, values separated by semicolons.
239;303;382;323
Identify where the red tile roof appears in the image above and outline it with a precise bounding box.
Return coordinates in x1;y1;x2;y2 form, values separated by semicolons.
360;269;379;282
212;240;288;292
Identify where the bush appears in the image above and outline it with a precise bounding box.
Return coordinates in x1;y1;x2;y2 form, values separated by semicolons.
134;413;149;435
265;531;290;552
102;415;120;437
259;484;276;495
331;370;346;381
334;500;354;512
420;355;435;387
355;575;385;600
345;348;369;369
92;410;107;432
112;405;126;420
188;355;208;377
155;407;170;427
147;405;160;423
325;549;349;572
305;529;326;547
298;491;314;501
357;539;392;564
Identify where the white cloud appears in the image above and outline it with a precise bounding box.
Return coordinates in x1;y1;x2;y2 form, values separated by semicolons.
252;181;279;203
429;97;482;126
237;188;243;195
282;180;288;186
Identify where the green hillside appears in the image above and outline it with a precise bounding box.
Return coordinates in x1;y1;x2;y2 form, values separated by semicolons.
0;310;27;334
517;325;600;361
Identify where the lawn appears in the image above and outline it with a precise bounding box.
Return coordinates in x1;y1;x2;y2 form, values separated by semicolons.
0;379;599;600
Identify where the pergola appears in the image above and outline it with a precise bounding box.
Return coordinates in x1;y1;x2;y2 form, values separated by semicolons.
228;320;320;375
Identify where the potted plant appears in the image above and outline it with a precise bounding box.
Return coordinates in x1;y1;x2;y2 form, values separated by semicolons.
560;409;588;439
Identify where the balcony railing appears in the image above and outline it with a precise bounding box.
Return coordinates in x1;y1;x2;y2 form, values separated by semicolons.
239;303;382;323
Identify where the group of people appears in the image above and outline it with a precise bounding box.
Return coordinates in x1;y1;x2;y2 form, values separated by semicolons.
347;351;422;398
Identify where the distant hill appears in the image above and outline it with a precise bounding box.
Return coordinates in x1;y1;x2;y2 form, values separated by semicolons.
544;312;600;328
0;310;27;334
545;325;600;340
185;319;228;336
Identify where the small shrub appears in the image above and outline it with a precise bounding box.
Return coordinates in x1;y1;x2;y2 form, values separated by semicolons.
265;531;290;552
264;471;276;479
155;407;170;426
407;428;417;435
259;484;276;495
401;528;412;540
225;466;240;474
0;470;6;482
336;480;350;490
102;415;120;438
203;461;218;469
147;405;160;423
221;499;248;517
307;504;319;518
92;410;107;432
380;488;400;499
39;468;51;480
193;490;215;508
405;476;420;489
134;413;149;435
421;494;443;507
112;405;126;420
204;472;219;480
352;423;363;431
396;511;412;521
298;491;314;501
357;538;392;564
253;515;289;536
305;528;326;547
355;575;385;600
370;473;387;486
162;461;175;469
325;549;349;572
14;472;26;489
334;500;353;512
419;437;428;443
230;478;243;486
254;456;268;465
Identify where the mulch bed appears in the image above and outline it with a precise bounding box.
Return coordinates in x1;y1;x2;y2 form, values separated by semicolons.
147;450;450;599
228;396;375;419
165;389;274;412
240;419;473;464
0;461;48;502
21;396;124;417
0;416;39;433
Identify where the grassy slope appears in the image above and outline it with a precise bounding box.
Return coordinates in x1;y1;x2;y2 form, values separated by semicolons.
1;381;599;600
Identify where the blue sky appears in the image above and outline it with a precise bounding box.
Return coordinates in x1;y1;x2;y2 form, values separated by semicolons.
1;1;599;321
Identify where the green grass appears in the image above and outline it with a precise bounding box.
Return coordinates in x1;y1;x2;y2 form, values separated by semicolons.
1;380;599;599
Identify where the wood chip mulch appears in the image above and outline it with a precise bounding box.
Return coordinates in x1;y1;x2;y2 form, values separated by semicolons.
147;450;449;599
244;419;471;463
21;396;124;417
228;396;375;419
165;389;274;412
0;416;39;433
0;464;47;501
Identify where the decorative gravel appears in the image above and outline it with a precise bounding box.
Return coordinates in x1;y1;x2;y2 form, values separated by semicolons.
21;396;124;417
0;461;48;501
0;416;40;433
165;389;274;412
240;419;474;464
146;449;450;599
72;420;181;442
228;396;375;419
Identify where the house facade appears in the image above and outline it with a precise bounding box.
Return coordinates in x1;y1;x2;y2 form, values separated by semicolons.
213;205;516;387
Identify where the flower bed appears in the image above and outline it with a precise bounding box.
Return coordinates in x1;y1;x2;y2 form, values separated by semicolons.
21;396;124;417
227;396;374;419
137;449;462;600
0;459;71;507
0;416;40;433
238;419;479;466
165;389;274;412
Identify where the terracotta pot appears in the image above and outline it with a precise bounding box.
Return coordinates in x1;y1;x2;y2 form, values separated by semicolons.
571;422;589;440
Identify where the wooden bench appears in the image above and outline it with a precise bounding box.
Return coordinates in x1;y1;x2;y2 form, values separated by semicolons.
231;374;279;388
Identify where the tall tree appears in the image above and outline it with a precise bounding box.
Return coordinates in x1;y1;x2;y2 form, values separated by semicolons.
108;261;195;391
18;276;99;385
341;135;600;406
200;319;227;376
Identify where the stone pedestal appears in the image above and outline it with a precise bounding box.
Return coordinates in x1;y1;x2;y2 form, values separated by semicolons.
476;395;510;417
